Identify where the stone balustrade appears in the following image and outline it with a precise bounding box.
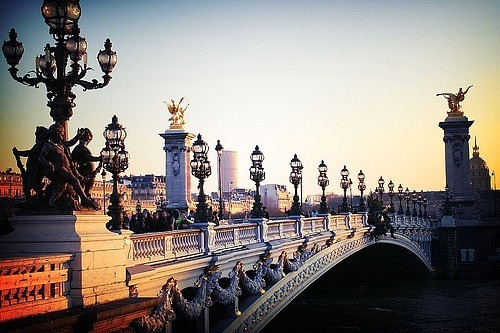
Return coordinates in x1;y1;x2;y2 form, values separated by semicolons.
0;254;73;321
127;214;370;266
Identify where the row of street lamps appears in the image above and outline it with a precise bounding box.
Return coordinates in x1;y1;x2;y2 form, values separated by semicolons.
192;138;431;222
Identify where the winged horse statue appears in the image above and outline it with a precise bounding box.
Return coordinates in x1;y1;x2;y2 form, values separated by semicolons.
164;97;189;128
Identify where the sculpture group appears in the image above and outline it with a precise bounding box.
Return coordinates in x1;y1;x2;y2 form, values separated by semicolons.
13;124;101;210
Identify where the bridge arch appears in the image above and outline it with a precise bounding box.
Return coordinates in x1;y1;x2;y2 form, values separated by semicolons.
216;233;433;333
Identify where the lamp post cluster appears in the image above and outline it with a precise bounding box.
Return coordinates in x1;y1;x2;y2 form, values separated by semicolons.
100;115;129;230
249;146;265;218
317;160;329;214
2;0;117;140
186;139;435;222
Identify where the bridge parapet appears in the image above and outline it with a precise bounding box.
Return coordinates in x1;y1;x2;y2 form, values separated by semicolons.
0;254;73;321
127;215;369;266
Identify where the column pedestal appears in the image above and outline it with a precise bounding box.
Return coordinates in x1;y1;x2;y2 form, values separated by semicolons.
0;212;131;307
160;129;196;212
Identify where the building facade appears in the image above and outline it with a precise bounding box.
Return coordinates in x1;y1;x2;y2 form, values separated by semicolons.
470;137;491;190
0;170;23;198
260;184;292;217
126;174;166;202
221;150;238;196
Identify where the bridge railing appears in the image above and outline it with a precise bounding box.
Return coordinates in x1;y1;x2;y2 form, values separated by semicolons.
127;213;368;266
0;254;73;321
129;229;203;265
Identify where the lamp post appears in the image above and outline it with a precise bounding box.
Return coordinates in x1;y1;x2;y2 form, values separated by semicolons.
289;154;303;216
340;165;350;213
100;115;129;230
317;160;329;214
215;140;224;221
349;179;353;212
357;170;366;212
417;190;423;218
423;196;428;219
388;180;395;213
411;190;418;217
2;0;117;141
405;187;411;216
378;176;385;205
135;200;141;214
442;184;453;215
249;145;265;218
6;168;13;198
101;169;106;215
397;184;404;215
190;134;212;223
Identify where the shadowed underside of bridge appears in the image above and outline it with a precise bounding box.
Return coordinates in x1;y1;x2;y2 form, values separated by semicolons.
206;233;433;333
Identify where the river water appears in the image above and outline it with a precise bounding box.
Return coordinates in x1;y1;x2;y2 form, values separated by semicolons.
262;279;500;333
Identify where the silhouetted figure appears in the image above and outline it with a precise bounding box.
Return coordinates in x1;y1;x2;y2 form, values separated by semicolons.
39;124;98;210
72;128;101;198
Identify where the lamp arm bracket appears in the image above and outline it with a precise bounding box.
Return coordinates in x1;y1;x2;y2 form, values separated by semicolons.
76;74;111;91
8;67;44;88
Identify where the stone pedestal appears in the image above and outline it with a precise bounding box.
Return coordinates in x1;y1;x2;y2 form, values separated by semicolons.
0;213;131;307
159;129;196;212
439;114;474;203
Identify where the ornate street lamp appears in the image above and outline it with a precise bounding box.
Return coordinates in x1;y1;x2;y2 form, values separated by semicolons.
317;160;329;214
215;140;224;221
397;184;404;215
340;165;350;213
289;154;303;216
100;115;129;230
2;0;117;141
190;134;212;223
388;180;395;213
249;146;265;218
423;196;428;219
378;176;385;205
442;184;453;215
357;170;366;212
101;169;106;215
417;190;423;218
405;187;411;216
411;190;418;217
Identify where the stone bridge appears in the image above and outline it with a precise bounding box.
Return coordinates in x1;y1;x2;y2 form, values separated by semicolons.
0;212;434;332
125;213;434;332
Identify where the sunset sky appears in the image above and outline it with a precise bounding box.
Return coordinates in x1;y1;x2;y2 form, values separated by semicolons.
0;1;498;197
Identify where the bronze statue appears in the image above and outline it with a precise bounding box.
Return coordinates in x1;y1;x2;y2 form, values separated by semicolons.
38;124;99;210
13;126;83;200
13;126;49;199
437;85;472;114
164;97;188;128
71;128;102;198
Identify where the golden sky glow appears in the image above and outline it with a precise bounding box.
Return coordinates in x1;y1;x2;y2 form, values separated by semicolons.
0;1;499;196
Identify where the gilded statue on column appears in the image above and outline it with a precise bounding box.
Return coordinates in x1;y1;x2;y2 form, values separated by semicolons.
164;97;189;129
437;85;472;116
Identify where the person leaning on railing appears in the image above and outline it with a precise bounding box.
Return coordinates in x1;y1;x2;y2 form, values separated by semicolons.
175;212;193;230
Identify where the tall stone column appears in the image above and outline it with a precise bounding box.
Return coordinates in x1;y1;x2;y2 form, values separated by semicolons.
160;129;195;212
439;112;474;204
